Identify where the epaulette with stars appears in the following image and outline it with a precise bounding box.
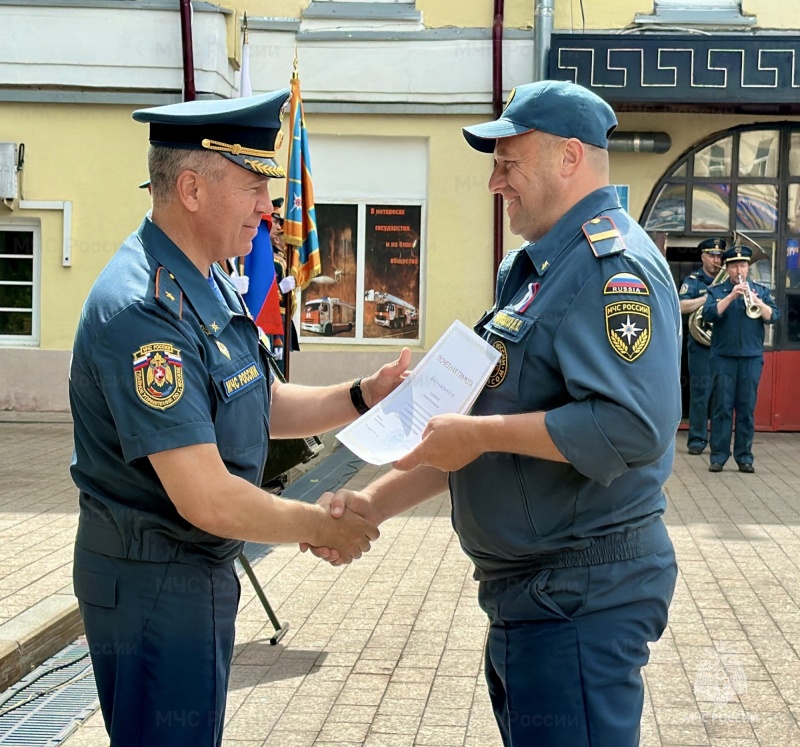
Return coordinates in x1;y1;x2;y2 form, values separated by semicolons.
582;216;626;258
154;266;183;319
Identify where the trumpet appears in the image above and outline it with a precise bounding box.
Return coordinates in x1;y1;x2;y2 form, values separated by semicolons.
742;284;762;319
728;264;762;318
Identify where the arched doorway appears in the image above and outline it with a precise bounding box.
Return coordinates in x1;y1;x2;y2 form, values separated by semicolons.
640;123;800;430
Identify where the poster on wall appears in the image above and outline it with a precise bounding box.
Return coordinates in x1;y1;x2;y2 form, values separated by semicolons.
363;204;421;340
299;204;358;338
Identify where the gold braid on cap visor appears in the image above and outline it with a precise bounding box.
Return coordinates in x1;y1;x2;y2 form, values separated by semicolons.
201;138;277;158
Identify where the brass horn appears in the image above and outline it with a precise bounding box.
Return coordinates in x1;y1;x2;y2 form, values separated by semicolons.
743;285;763;318
687;267;727;347
728;261;764;319
687;229;766;345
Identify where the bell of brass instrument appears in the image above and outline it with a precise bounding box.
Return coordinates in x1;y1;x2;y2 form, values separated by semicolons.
742;284;763;319
687;268;728;347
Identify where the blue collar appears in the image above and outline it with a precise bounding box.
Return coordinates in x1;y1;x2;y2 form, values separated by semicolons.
525;185;622;276
138;217;234;337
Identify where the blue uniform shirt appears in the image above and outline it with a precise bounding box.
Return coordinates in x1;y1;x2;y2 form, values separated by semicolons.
451;186;682;579
70;217;272;565
679;269;715;303
702;279;779;357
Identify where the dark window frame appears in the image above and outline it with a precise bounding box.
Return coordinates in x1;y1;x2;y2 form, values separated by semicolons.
641;122;800;351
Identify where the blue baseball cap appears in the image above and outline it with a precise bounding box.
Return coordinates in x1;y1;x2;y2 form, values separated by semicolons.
133;89;290;178
463;80;618;153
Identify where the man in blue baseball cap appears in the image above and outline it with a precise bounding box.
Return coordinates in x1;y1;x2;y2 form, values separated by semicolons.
703;245;778;473
308;80;681;747
69;91;410;747
679;237;726;454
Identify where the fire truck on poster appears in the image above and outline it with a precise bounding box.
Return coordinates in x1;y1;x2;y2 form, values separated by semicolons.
301;297;355;336
364;289;418;329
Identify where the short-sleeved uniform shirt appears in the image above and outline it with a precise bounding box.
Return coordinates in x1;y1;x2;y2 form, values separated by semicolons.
450;186;682;580
702;279;779;357
70;217;272;565
679;269;715;305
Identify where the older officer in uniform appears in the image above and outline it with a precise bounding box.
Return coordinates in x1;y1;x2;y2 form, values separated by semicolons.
307;81;681;747
679;237;725;454
69;90;410;747
703;245;778;473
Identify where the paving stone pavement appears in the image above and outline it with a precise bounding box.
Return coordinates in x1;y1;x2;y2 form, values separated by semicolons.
1;414;799;746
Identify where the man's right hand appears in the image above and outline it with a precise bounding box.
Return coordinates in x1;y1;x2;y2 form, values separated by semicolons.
315;497;379;564
304;489;378;565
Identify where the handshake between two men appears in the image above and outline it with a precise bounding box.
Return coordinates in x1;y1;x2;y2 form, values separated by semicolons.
302;409;498;565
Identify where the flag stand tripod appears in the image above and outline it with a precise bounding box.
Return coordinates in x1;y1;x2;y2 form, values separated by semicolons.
237;553;289;645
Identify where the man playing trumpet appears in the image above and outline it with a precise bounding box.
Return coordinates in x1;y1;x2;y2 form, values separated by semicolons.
702;245;779;473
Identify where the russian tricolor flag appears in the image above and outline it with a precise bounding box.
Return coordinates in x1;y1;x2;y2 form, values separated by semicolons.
242;217;284;336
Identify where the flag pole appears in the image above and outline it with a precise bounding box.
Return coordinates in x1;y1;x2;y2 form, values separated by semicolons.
235;12;250;276
282;51;300;381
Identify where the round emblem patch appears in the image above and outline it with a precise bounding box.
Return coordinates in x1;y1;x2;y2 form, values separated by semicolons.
133;343;185;410
486;340;508;388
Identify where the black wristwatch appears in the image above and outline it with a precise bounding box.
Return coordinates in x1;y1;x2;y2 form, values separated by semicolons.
349;378;371;416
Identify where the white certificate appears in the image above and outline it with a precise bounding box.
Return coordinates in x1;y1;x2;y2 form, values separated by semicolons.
336;320;501;465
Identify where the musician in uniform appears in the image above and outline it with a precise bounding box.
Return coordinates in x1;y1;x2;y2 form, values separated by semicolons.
703;245;779;472
678;238;725;454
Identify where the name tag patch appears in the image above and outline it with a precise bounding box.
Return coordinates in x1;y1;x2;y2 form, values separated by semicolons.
487;309;533;342
222;363;263;399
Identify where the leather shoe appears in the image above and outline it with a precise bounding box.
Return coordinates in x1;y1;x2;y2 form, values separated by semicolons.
708;463;723;473
688;447;704;455
738;463;755;474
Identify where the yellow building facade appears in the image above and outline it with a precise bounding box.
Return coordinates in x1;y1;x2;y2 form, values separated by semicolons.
1;0;799;427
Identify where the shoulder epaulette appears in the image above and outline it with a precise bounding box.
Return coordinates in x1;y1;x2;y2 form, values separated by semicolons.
582;216;626;258
154;266;184;320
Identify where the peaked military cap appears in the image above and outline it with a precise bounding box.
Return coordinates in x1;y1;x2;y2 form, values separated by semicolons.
132;89;290;178
138;179;151;190
463;80;617;153
722;245;752;265
698;237;726;254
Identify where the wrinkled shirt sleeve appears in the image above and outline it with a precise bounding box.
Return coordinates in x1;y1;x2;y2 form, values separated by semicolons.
545;269;681;486
86;304;217;462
